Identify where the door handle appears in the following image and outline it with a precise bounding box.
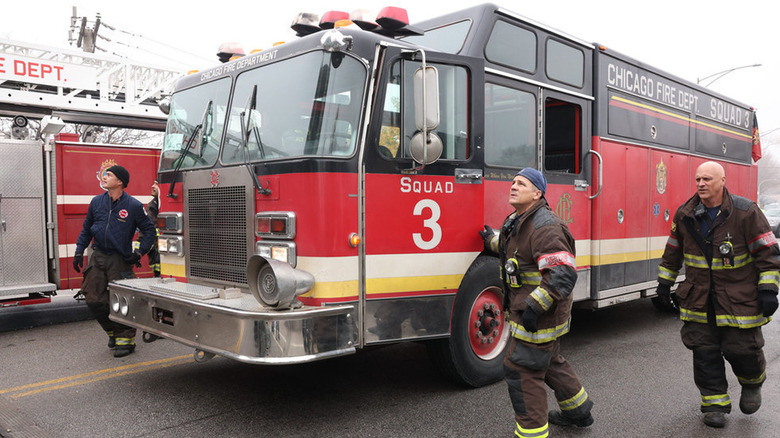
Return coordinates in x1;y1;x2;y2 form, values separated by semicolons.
586;150;603;200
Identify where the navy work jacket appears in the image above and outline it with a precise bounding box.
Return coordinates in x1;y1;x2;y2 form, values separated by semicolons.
75;191;156;257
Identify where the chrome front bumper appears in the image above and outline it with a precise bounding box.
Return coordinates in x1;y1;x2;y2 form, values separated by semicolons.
108;278;356;364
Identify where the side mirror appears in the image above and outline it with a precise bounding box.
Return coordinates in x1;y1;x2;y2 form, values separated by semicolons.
414;65;439;131
158;97;171;115
411;65;441;166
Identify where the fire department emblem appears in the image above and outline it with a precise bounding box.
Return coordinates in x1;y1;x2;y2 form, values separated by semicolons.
555;193;574;225
118;209;128;219
96;159;118;190
656;160;667;194
210;170;220;188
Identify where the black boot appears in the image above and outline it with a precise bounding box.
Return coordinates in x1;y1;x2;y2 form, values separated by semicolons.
548;411;594;428
113;345;135;358
740;386;761;414
702;412;726;428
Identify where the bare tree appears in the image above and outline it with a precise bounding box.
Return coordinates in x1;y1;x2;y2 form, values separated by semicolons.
71;124;163;146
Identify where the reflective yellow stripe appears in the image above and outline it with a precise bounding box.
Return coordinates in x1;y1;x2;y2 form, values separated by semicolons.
701;393;731;407
680;308;771;328
683;254;709;268
715;314;771;329
679;308;708;324
559;387;588;411
115;337;135;347
759;270;780;288
684;253;755;270
737;372;766;386
515;422;548;438
508;319;570;344
530;287;554;311
658;266;678;282
519;272;542;285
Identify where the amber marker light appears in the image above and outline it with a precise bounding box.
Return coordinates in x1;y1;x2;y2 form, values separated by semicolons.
334;19;354;28
349;233;361;248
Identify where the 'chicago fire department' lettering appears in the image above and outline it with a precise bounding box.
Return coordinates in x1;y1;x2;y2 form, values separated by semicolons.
608;63;698;112
400;176;454;194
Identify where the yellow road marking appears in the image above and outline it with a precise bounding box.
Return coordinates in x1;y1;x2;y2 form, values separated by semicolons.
0;355;192;399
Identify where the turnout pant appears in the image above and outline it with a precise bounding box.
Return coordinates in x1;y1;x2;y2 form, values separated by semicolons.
681;321;766;413
504;336;592;437
81;249;137;346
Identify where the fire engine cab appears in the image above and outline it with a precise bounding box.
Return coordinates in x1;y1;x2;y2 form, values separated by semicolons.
107;4;760;386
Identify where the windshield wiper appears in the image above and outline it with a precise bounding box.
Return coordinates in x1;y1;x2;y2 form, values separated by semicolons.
167;122;202;199
240;85;271;196
167;100;211;199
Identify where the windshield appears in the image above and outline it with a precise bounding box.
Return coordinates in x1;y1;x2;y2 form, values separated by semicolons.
159;77;231;171
222;51;367;164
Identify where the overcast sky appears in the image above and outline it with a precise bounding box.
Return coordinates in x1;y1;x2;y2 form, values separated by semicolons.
2;0;778;147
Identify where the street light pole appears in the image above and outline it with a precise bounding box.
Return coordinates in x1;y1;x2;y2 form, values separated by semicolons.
697;64;762;87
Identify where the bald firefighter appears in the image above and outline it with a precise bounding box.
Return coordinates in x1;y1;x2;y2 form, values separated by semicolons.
481;168;593;437
656;161;779;428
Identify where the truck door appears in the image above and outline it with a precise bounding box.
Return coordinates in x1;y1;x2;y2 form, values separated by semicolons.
362;48;484;344
541;89;593;302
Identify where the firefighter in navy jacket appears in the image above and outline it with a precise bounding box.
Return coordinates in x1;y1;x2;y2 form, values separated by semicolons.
656;161;780;428
481;168;593;437
73;165;156;358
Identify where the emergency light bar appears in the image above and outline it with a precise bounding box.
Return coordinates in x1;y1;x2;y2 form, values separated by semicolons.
320;10;349;29
291;6;422;38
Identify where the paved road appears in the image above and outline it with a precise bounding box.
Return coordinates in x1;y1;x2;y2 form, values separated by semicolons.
0;299;778;437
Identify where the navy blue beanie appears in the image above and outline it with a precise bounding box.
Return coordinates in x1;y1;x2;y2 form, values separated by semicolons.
106;165;130;188
515;168;546;196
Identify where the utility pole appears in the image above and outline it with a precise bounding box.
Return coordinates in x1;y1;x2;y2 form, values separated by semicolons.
69;7;104;53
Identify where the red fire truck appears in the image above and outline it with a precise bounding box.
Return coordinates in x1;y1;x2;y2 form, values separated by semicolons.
0;38;179;308
0;131;160;307
108;4;760;386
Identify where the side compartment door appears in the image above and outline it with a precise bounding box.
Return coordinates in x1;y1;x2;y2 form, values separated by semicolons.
362;49;485;343
541;89;593;302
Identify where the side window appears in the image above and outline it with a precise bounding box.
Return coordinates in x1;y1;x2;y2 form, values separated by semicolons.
546;39;584;88
379;60;469;160
485;20;537;73
544;98;581;174
484;83;536;168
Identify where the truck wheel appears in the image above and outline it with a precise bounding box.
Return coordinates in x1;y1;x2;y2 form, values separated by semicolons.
427;255;510;387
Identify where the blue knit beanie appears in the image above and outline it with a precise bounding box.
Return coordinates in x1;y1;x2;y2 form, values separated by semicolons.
515;168;546;196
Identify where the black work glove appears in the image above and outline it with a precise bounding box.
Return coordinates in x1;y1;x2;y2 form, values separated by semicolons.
656;283;673;308
478;225;496;252
522;307;539;333
73;254;84;273
758;289;779;317
124;251;142;268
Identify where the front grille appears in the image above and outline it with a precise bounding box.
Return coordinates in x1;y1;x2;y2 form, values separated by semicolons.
188;186;248;284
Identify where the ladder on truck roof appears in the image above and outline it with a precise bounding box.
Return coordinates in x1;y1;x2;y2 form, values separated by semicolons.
0;38;184;130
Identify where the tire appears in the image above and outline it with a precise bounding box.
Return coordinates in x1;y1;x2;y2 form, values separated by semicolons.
427;255;510;387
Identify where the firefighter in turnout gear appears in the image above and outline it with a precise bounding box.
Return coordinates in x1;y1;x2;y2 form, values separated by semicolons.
481;168;593;437
656;161;780;428
137;180;161;277
73;165;156;357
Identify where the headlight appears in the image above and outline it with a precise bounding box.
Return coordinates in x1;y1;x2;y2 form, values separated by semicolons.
256;240;296;267
255;212;296;239
158;235;184;256
120;296;130;316
111;293;120;313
